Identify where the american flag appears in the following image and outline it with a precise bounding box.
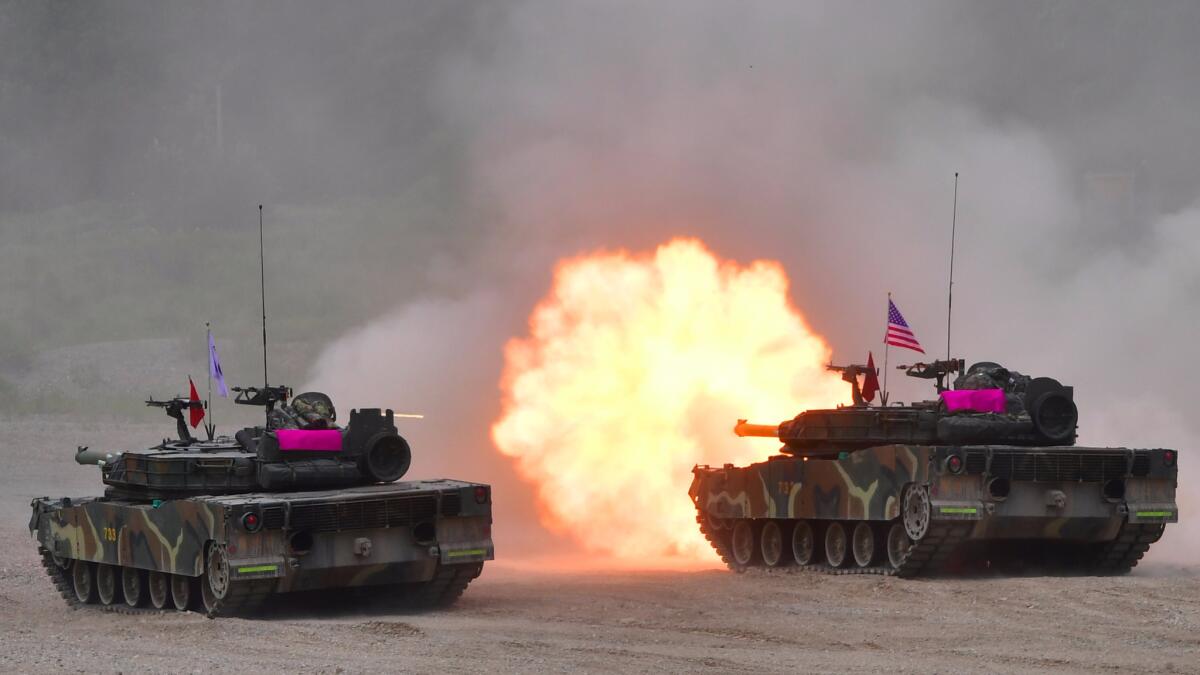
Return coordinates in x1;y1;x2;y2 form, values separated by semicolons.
885;299;925;354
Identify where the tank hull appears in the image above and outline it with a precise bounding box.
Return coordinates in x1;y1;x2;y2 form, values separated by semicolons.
691;444;1176;575
30;480;493;616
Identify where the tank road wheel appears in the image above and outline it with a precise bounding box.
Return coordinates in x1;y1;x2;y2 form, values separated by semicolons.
825;522;849;568
72;561;96;604
886;522;913;569
201;544;232;615
851;522;877;568
96;564;121;606
760;521;785;567
902;484;932;542
170;575;194;612
122;568;145;608
730;520;759;568
791;521;817;565
148;571;170;610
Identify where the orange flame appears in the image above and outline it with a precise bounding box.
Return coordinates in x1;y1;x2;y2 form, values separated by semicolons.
492;238;845;564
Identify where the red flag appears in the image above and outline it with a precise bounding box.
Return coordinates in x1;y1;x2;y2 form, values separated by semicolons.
188;376;205;428
861;352;880;403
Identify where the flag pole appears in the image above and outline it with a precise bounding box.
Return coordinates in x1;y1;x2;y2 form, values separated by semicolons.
946;172;959;362
259;205;269;389
882;292;891;406
205;322;215;440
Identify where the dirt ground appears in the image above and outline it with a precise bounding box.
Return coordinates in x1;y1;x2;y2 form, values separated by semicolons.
3;415;1198;674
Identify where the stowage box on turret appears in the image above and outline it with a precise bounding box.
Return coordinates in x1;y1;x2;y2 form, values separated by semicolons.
30;386;493;617
690;360;1178;576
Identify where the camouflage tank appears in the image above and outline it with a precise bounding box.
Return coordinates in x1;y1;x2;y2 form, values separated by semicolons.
30;385;493;617
690;359;1178;576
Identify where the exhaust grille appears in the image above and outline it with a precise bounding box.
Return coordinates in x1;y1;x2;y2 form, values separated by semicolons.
441;492;462;516
262;506;286;530
1131;453;1150;477
988;450;1129;482
964;451;987;475
288;495;437;533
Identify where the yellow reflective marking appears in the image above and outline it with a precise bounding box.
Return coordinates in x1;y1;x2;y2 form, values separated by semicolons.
446;548;487;558
940;507;977;514
1136;511;1172;517
237;564;278;574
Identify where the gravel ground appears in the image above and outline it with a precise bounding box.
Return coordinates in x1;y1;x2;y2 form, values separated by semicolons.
3;414;1198;674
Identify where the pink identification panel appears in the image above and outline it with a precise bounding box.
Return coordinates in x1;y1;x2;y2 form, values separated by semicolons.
940;388;1006;414
275;429;343;451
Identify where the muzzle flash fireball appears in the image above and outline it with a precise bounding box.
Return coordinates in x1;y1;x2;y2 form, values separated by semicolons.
492;238;846;562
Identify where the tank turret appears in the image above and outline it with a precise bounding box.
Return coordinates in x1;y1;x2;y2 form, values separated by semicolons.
735;359;1078;457
89;385;414;499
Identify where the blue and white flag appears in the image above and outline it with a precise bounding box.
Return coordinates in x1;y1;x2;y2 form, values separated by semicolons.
208;330;229;398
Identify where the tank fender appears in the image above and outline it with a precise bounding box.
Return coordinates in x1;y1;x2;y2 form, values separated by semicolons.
929;500;985;520
226;555;287;581
1126;503;1178;524
28;497;45;536
44;499;222;576
437;516;494;565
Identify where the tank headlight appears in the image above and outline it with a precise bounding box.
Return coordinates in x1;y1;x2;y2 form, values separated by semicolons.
1163;450;1177;468
946;454;964;474
474;486;490;504
241;511;262;532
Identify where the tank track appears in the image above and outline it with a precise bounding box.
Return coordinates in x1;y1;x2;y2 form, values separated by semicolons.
891;523;973;577
1087;522;1165;575
201;579;277;618
40;552;87;610
42;551;483;617
696;504;1166;577
695;511;736;568
381;562;483;609
40;551;273;617
695;507;971;578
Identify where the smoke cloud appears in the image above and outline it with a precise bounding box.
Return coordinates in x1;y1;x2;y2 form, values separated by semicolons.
4;2;1198;564
308;2;1200;564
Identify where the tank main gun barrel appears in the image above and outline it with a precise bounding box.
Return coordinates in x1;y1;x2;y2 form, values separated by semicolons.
733;419;780;438
75;446;122;466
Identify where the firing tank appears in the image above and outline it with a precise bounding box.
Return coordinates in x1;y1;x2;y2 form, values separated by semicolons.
690;359;1178;576
30;385;493;617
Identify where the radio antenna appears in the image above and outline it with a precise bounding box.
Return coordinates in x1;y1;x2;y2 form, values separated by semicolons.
946;173;958;363
258;204;269;388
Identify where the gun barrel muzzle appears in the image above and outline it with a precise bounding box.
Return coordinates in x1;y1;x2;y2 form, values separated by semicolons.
733;419;781;438
75;448;121;466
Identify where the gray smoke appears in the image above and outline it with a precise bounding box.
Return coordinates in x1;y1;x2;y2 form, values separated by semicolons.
4;2;1199;562
311;1;1200;562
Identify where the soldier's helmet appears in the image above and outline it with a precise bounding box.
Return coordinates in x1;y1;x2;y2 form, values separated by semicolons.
290;391;337;428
